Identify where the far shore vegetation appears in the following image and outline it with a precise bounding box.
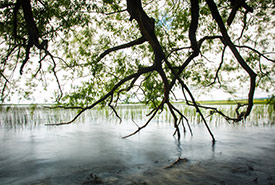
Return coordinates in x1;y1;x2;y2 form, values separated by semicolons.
0;97;274;107
196;97;274;105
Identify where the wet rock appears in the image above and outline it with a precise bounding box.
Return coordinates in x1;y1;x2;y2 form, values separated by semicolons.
247;165;255;171
219;180;226;185
143;169;157;176
126;181;148;185
82;173;103;184
30;178;51;185
252;177;258;182
231;166;249;174
165;157;189;169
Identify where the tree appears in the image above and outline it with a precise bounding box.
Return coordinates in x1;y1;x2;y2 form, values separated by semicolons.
0;0;274;141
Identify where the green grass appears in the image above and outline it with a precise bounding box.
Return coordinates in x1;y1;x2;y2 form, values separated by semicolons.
197;98;273;105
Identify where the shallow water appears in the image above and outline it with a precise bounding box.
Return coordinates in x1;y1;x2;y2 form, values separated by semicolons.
0;104;274;185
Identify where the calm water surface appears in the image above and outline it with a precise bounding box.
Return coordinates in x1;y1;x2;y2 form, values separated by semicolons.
0;104;274;185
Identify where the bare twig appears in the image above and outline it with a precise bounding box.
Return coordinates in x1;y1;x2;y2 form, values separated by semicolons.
236;10;249;42
104;9;127;15
47;52;63;102
123;100;164;138
235;45;275;63
208;45;226;87
0;71;9;83
34;53;47;78
108;94;122;123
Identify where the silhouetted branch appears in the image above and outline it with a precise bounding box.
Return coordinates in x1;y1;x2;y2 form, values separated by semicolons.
0;71;9;83
167;101;180;139
180;80;216;143
123;100;164;138
115;75;139;104
104;9;127;15
236;10;249;41
169;103;193;136
235;45;275;63
108;94;122;123
98;37;146;61
227;0;253;26
47;52;63;102
33;54;47;78
206;0;256;120
0;77;9;102
208;45;226;87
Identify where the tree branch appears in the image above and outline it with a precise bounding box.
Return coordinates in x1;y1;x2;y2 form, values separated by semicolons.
169;103;193;136
98;36;146;61
123;100;164;138
46;66;155;126
207;45;226;87
108;94;122;123
227;0;253;26
206;0;257;120
189;0;199;53
167;101;180;139
16;0;49;75
126;0;165;68
0;71;9;83
104;9;127;15
180;80;216;143
235;45;275;63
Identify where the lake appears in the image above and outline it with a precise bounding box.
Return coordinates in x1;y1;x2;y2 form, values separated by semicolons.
0;104;274;185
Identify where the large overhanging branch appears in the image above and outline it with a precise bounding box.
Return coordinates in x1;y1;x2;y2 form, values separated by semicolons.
126;0;165;67
39;0;271;142
163;0;216;142
124;0;217;141
163;0;259;140
48;0;203;140
125;0;217;141
206;0;257;120
126;0;170;103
